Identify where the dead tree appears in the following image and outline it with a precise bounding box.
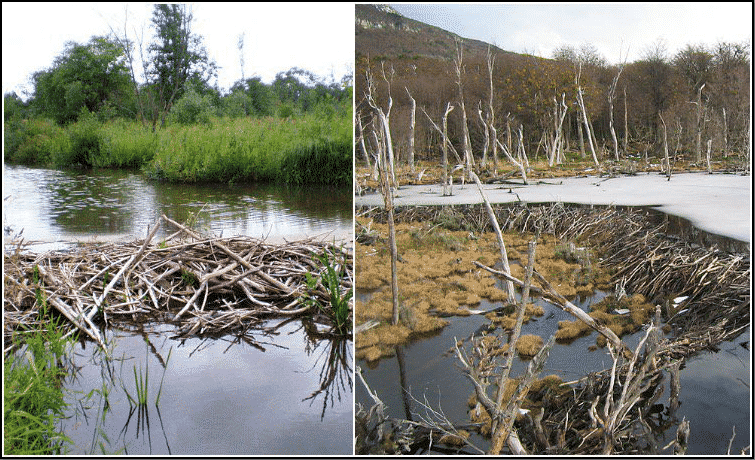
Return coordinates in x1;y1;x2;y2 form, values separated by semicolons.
355;110;371;168
608;61;625;161
406;87;416;174
364;62;397;188
486;45;498;171
375;124;400;326
477;103;490;167
691;83;706;163
575;64;600;167
423;104;460;196
548;93;569;166
623;86;629;156
659;112;672;180
454;39;475;178
706;138;713;174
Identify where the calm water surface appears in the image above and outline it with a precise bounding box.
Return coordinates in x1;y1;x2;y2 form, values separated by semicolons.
3;164;354;454
357;247;750;455
3;164;352;248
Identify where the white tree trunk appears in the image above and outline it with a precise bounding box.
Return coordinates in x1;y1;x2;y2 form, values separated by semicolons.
406;87;416;173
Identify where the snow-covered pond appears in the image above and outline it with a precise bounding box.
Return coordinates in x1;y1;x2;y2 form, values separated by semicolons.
356;172;751;244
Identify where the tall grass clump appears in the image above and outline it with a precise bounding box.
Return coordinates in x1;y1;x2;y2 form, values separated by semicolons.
4;299;73;454
147;108;351;185
55;109;101;168
96;119;158;168
3;117;70;165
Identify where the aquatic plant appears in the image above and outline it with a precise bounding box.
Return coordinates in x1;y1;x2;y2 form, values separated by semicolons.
3;298;73;454
304;248;353;335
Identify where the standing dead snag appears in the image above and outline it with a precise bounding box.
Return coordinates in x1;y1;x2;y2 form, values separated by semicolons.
364;61;397;189
454;38;474;178
659;112;672;180
405;87;416;174
548;94;569;167
575;63;600;168
422;104;459;196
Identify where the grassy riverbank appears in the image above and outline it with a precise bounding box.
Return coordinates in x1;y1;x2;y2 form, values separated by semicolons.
3;104;351;186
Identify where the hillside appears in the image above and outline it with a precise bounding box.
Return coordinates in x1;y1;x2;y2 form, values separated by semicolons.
355;4;515;62
354;4;750;177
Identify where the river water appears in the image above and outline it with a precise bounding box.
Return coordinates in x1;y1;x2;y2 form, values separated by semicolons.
3;164;354;455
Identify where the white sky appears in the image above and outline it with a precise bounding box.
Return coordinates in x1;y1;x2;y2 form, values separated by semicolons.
2;2;354;100
390;3;752;65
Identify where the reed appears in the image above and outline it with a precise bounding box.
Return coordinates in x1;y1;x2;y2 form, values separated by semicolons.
3;295;73;454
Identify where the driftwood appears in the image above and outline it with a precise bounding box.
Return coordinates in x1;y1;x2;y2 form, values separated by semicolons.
4;215;353;351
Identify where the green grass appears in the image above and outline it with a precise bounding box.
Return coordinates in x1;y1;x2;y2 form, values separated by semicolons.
4;101;351;186
3;301;73;454
304;247;353;335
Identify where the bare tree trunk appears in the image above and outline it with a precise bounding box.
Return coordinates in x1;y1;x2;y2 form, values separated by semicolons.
623;85;629;156
375;122;400;326
693;83;706;163
469;172;515;301
406;88;416;173
548;94;568;166
478;104;489;167
517;125;530;173
576;73;600;167
455;39;474;177
706;138;712;174
659;112;672;180
364;62;397;188
356;110;371;168
577;113;586;159
608;66;624;161
721;106;728;158
442;104;454;195
486;45;498;171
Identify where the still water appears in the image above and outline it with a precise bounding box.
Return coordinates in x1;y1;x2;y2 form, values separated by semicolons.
357;259;750;455
3;164;354;455
3;164;352;248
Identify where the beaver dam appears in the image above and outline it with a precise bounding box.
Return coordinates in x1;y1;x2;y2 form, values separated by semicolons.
354;203;749;455
4;214;354;454
4;214;353;349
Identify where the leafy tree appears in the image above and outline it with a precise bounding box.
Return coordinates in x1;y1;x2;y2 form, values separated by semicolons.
147;3;217;130
3;92;29;122
30;36;131;125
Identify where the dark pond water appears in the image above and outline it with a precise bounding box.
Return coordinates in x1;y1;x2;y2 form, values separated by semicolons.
3;164;354;455
357;251;750;455
3;164;352;249
62;320;352;455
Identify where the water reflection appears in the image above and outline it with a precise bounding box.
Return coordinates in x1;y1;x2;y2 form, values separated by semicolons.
3;164;351;246
63;319;353;455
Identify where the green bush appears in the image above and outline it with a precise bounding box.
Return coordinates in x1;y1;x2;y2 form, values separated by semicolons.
168;88;215;125
58;109;101;168
4;118;70;165
96;119;158;168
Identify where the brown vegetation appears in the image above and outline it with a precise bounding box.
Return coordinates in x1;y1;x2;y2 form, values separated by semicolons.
355;5;750;182
4;215;353;350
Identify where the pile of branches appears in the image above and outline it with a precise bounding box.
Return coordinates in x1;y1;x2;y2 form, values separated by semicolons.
4;214;352;352
356;202;749;455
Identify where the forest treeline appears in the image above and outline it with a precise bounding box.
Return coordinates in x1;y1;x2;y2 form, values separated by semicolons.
4;4;352;186
355;6;750;173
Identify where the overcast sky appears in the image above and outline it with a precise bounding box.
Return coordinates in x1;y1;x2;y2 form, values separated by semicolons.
390;3;752;65
2;2;353;100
